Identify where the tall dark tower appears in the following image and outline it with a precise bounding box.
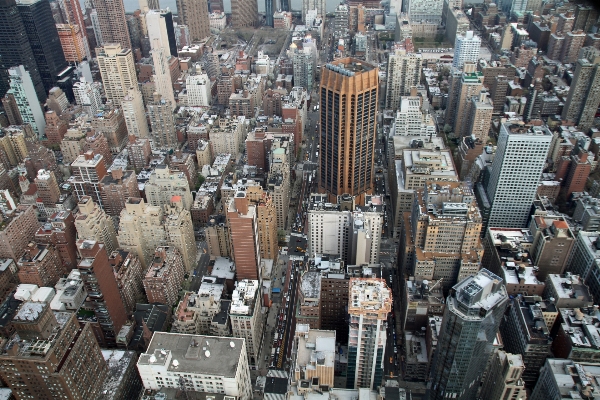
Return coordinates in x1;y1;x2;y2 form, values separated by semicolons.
160;9;178;57
0;0;45;100
265;0;273;26
17;0;67;95
280;0;289;11
318;58;379;204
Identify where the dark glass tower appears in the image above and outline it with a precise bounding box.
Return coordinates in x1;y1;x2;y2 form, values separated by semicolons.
17;0;67;96
160;9;178;57
280;0;289;11
265;0;273;27
0;0;45;100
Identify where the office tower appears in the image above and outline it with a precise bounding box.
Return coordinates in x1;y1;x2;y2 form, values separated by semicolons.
73;77;103;114
186;72;212;106
176;0;210;42
148;93;177;148
453;31;481;69
265;0;273;26
77;239;128;347
0;0;44;100
35;169;60;207
402;182;483;289
145;165;193;210
145;9;177;57
57;0;90;59
561;57;600;131
6;66;46;139
478;351;527;400
75;196;119;254
117;197;167;270
346;278;392;389
17;243;64;287
92;0;131;49
485;123;552;228
35;211;79;271
445;62;482;138
256;194;278;261
17;0;67;94
227;193;261;280
531;359;600;400
97;44;137;106
137;333;252;399
386;40;422;109
164;197;197;272
0;205;39;260
44;110;67;145
69;151;108;206
230;279;263;365
99;168;139;216
122;87;149;138
302;0;324;23
56;24;87;62
231;0;258;28
143;246;185;306
108;250;145;314
500;296;552;385
465;90;493;141
0;308;108;399
319;59;378;204
428;269;508;400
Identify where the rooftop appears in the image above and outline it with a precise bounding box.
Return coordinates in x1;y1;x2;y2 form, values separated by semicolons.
348;278;392;316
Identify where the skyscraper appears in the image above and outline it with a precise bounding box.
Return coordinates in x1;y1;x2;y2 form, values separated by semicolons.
346;278;392;389
561;56;600;131
92;0;131;49
445;62;483;138
145;9;178;57
0;0;45;100
319;58;379;204
428;269;508;400
231;0;258;27
57;0;91;59
175;0;210;42
265;0;274;26
386;39;422;109
97;44;137;106
17;0;67;94
122;87;149;138
6;66;46;139
147;93;177;149
452;31;481;68
75;196;119;254
151;40;176;111
486;123;552;228
227;192;261;280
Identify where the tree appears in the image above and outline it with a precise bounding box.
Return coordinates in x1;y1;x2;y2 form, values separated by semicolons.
195;174;205;191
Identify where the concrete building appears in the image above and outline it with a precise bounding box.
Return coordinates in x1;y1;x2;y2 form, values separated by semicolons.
143;246;185;307
77;239;128;347
122;88;149;138
386;42;422;110
98;350;143;400
531;359;600;400
97;44;137;106
17;243;64;287
127;135;152;170
485;123;552;229
187;72;212;106
465;91;493;141
172;281;228;335
99;169;139;217
227;193;261;280
148;93;177;149
231;0;258;28
529;215;575;280
35;211;78;271
230;279;263;366
296;272;321;329
478;351;527;400
75;196;118;253
552;307;600;363
56;24;87;62
0;309;108;399
561;57;600;131
292;325;336;388
567;231;600;307
145;165;192;209
210;116;246;156
346;278;392;389
150;43;176;112
302;0;325;24
35;169;60;207
393;97;436;137
445;63;484;138
137;333;252;399
108;250;145;314
176;0;209;41
206;215;231;257
6;66;45;138
319;59;379;204
545;274;593;310
73;78;102;115
290;41;316;93
164;196;197;272
93;0;131;48
0;205;39;261
256;194;278;261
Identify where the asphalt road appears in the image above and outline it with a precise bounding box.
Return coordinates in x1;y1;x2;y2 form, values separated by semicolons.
273;260;300;369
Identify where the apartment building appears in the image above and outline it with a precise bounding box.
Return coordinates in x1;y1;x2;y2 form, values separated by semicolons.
230;279;263;366
143;247;185;307
99;169;139;217
75;196;118;254
145;165;193;210
17;243;64;288
69;151;108;206
164;196;197;272
108;250;145;314
0;204;39;260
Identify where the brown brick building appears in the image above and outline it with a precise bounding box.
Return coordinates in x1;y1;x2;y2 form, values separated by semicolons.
17;243;65;287
35;211;79;271
227;193;260;280
99;169;140;217
143;246;185;306
109;250;145;314
0;205;39;261
44;110;67;145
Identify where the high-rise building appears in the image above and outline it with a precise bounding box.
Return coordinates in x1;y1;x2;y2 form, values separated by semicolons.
73;77;103;115
56;23;87;62
77;239;128;347
137;333;252;399
528;216;575;281
302;0;325;23
393;97;436;136
90;106;128;153
35;211;79;270
97;44;137;106
175;0;210;42
147;92;177;148
145;165;193;210
17;242;64;287
408;0;443;23
289;41;316;92
428;269;508;400
346;278;392;389
530;359;600;400
164;196;197;272
256;194;278;261
385;40;422;109
75;196;119;254
465;90;493;140
143;246;185;306
108;249;145;314
35;169;61;207
99;168;139;217
44;110;68;145
127;135;152;170
17;0;67;95
56;0;90;59
485;123;552;228
69;151;108;206
146;9;177;57
0;307;108;399
91;0;131;49
0;0;45;100
122;87;149;138
230;279;263;366
561;31;586;64
227;193;261;280
319;59;378;204
561;57;600;131
0;205;39;261
452;31;481;68
478;351;527;400
6;66;46;139
186;72;212;106
231;0;258;27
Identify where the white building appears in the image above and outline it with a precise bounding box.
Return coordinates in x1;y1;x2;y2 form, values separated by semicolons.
121;87;149;138
394;97;436;137
452;31;481;69
146;10;171;51
408;0;444;23
254;51;271;75
230;280;263;366
302;0;325;24
151;42;176;111
73;77;103;115
145;164;193;210
137;332;252;400
386;44;422;110
210;116;246;156
97;44;137;106
209;12;227;31
486;123;552;228
7;66;45;138
186;72;212;107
